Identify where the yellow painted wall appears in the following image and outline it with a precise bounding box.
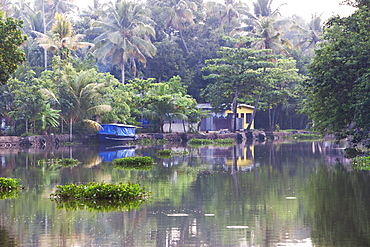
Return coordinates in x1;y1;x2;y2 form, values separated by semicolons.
225;105;254;130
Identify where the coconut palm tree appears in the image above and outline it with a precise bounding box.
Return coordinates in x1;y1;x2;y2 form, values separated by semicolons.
56;69;112;141
93;0;157;84
33;12;93;63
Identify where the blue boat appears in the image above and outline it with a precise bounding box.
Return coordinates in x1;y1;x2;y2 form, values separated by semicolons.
97;124;137;142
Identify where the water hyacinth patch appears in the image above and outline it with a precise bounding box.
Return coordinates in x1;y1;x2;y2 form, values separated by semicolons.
188;138;235;146
156;149;172;158
156;149;189;158
0;177;22;199
188;138;214;146
352;156;370;170
50;182;150;211
113;156;154;170
37;158;80;168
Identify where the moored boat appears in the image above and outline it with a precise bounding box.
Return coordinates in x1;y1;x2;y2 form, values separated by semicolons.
97;124;137;142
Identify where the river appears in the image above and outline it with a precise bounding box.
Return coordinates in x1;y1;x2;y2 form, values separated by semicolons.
0;140;369;247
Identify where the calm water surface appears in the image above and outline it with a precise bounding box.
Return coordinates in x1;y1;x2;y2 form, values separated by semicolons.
0;140;369;247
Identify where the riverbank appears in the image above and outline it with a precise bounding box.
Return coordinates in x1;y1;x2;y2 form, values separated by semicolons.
0;130;322;149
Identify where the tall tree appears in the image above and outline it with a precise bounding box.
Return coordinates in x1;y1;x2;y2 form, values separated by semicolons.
93;0;157;84
0;16;27;84
302;6;370;145
202;37;276;132
33;13;93;62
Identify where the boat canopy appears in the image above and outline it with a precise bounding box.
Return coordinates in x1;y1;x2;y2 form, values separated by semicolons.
97;124;136;137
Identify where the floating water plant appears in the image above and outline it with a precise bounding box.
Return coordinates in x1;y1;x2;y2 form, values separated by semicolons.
37;158;79;168
156;149;189;158
188;138;235;146
352;156;370;170
139;138;155;146
50;182;150;211
156;138;169;145
284;133;323;141
113;156;154;170
156;149;172;158
188;138;214;146
214;138;236;145
0;178;22;199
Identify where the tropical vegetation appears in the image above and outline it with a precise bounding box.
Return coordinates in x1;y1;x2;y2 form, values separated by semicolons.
50;181;150;211
0;0;368;146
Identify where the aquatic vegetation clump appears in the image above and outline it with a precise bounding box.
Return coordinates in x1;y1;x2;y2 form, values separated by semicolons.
50;182;150;211
37;158;79;168
139;138;155;146
285;133;323;141
188;138;235;146
156;149;172;158
113;156;154;170
0;177;22;199
352;156;370;170
156;138;169;145
214;138;236;145
188;138;214;145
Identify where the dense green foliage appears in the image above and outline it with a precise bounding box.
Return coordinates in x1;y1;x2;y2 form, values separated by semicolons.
0;17;27;84
352;156;370;170
50;182;150;211
38;158;79;168
113;156;154;170
0;177;22;199
2;0;356;135
302;7;370;145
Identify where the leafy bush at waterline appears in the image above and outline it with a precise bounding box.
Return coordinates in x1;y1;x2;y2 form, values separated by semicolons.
0;178;22;199
352;156;370;170
113;156;154;170
50;182;150;211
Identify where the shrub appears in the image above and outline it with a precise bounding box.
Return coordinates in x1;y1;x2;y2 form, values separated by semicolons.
50;182;150;211
113;156;154;170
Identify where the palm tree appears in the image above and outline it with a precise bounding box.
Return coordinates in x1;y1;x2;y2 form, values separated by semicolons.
93;0;157;84
252;0;285;18
56;69;112;141
33;13;93;63
163;0;197;53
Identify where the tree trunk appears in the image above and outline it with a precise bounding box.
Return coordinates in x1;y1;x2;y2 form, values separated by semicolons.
268;105;272;130
231;89;239;133
179;30;189;53
69;117;73;142
246;93;261;131
121;58;125;84
25;119;28;133
42;0;47;70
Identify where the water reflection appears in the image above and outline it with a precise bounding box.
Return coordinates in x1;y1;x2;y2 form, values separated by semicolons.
0;140;365;246
98;144;136;162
